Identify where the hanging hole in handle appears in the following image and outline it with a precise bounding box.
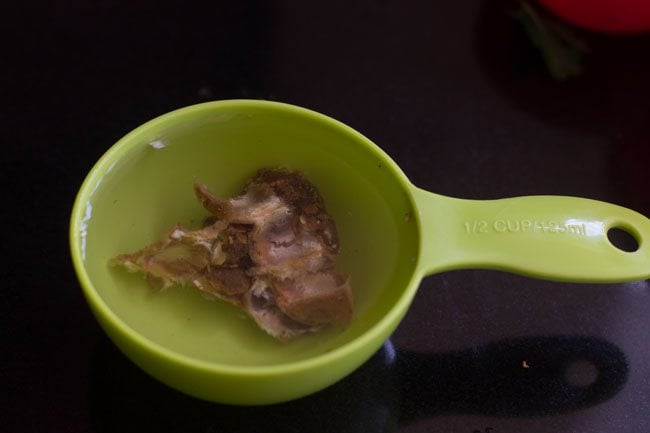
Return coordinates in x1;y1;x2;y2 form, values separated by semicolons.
607;226;640;252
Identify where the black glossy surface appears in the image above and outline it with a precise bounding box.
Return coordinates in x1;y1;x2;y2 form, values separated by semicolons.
3;1;649;432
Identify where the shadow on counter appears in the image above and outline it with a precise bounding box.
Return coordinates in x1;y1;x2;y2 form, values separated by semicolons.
89;335;627;433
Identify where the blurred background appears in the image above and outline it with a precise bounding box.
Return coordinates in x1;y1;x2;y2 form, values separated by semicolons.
3;1;649;432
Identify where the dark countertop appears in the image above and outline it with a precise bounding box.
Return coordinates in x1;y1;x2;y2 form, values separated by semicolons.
3;1;649;432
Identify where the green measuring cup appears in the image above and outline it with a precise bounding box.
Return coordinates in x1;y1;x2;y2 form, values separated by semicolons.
70;100;650;405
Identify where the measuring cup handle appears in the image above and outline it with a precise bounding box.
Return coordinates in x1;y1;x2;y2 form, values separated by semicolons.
413;187;650;282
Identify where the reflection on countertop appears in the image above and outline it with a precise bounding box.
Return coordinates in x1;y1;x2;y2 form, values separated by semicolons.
89;335;627;433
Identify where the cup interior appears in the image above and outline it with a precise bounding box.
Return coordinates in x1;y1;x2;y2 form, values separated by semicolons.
72;101;422;368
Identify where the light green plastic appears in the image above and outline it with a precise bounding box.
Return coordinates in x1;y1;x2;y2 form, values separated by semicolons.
69;100;650;405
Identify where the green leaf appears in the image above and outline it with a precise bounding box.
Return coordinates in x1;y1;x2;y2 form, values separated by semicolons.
512;1;589;81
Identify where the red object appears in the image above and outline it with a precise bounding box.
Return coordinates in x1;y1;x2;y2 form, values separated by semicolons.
537;0;650;34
